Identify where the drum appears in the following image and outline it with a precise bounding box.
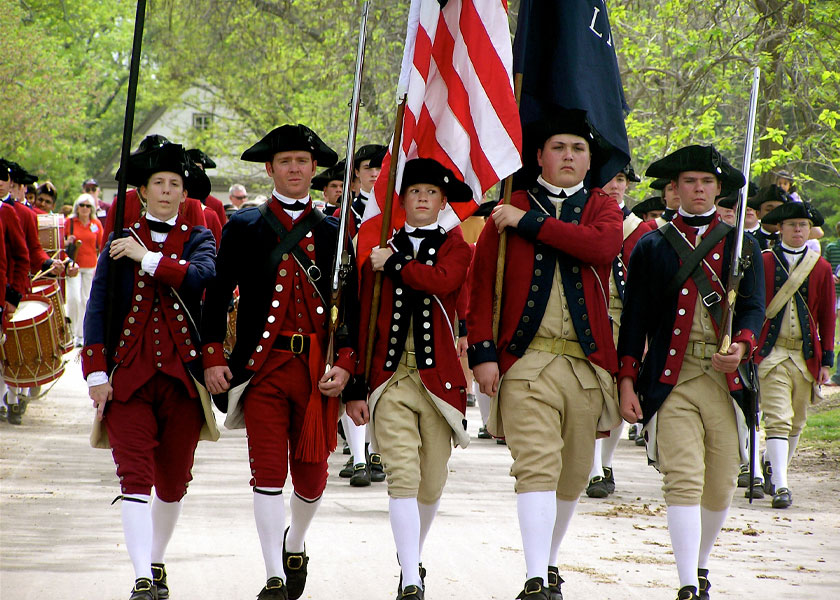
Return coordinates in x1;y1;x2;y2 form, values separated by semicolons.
1;296;65;387
37;213;65;254
30;278;73;353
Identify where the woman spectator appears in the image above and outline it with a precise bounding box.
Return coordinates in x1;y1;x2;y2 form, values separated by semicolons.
65;193;103;346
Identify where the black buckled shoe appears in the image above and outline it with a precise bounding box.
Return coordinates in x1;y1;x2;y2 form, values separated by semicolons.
547;566;564;600
603;466;615;494
516;576;549;599
129;578;157;600
585;475;609;499
282;528;309;599
339;457;354;478
737;464;750;487
744;477;765;499
7;402;22;425
478;426;493;439
676;585;699;600
151;563;168;600
398;563;427;596
349;462;371;487
257;577;289;600
697;568;711;600
762;461;775;496
398;584;424;600
772;487;792;509
342;441;351;455
628;424;638;440
369;454;386;482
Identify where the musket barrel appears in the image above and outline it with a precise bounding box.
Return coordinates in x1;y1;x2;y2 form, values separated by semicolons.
732;67;761;277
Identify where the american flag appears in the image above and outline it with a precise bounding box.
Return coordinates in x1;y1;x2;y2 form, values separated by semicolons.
356;0;522;265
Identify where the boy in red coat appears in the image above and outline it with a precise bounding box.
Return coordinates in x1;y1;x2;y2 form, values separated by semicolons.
348;158;473;600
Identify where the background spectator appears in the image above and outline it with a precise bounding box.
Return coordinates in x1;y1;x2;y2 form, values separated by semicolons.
65;193;103;346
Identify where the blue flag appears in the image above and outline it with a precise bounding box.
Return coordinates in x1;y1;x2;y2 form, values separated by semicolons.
513;0;630;188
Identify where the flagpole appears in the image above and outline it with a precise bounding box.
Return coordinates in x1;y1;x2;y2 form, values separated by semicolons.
364;97;407;381
491;72;523;341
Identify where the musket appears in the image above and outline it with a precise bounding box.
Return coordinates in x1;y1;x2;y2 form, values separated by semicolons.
104;0;147;359
325;0;371;369
719;66;761;502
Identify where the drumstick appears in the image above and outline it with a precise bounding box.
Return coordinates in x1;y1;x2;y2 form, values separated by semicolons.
31;256;73;282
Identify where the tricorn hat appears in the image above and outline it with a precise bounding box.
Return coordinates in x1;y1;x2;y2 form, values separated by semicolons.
631;196;666;218
645;145;745;191
118;141;201;196
400;158;473;203
748;184;791;211
241;124;337;166
354;144;387;169
311;159;347;192
622;163;641;183
186;149;217;170
524;108;610;172
649;177;670;191
8;162;37;185
761;201;823;227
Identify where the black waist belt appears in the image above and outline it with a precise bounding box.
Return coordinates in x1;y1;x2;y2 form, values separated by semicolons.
273;334;311;355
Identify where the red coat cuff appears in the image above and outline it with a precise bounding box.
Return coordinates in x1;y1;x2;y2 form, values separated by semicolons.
618;354;641;382
733;329;758;359
81;344;108;377
202;343;227;369
154;257;189;289
334;347;357;374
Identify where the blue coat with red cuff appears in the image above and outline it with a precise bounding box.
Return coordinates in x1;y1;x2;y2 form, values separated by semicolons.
81;217;216;391
755;247;836;378
466;185;623;375
357;226;471;410
200;201;362;402
617;215;765;424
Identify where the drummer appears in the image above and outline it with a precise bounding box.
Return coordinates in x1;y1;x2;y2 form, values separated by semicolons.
34;182;58;214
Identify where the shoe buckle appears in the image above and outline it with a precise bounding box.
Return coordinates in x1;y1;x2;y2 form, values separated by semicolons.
286;555;304;570
290;333;305;354
133;579;153;592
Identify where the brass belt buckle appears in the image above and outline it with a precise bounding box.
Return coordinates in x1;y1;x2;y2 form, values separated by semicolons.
702;291;721;307
290;333;305;354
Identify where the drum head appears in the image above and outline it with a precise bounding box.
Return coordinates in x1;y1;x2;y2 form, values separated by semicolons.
10;300;49;323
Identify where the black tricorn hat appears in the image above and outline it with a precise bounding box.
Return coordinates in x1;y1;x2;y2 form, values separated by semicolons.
400;158;473;203
761;201;824;227
631;196;666;218
717;181;759;207
186;149;217;170
473;199;499;218
118;141;199;195
748;184;791;211
0;158;13;181
311;159;347;192
241;124;337;166
524;107;610;171
354;144;387;169
135;134;170;154
645;145;745;190
622;163;641;183
8;161;37;185
649;177;670;191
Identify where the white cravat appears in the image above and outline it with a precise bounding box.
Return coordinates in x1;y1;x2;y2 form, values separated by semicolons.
678;206;717;237
537;176;584;207
272;189;310;220
403;221;440;254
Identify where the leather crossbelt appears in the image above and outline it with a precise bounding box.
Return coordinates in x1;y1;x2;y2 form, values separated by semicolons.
528;336;586;359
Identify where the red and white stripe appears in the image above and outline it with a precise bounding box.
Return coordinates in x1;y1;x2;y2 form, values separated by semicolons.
357;0;522;265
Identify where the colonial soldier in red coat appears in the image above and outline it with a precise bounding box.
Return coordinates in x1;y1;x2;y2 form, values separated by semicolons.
586;162;655;499
468;110;623;600
201;124;362;600
347;158;473;600
618;145;765;600
755;202;835;509
83;142;218;600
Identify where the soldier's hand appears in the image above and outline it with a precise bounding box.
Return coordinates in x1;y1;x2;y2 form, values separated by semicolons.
619;377;643;424
456;336;468;357
109;236;147;263
89;382;113;421
492;204;526;233
473;361;500;395
205;365;233;394
818;366;830;385
345;400;370;426
319;365;351;396
4;302;16;316
370;247;394;271
66;263;80;277
711;341;747;373
50;260;66;275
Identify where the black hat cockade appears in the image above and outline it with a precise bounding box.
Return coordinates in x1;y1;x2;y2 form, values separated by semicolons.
311;159;347;192
631;196;666;218
354;144;387;169
186;149;217;170
621;163;641;183
400;158;473;204
747;184;792;211
8;161;37;185
241;124;338;167
761;201;824;228
645;145;746;191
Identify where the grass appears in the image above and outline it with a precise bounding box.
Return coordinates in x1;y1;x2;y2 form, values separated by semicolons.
800;386;840;454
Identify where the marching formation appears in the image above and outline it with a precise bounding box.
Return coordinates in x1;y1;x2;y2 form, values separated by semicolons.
2;3;838;600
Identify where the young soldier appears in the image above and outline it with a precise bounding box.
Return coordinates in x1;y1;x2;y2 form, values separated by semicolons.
586;163;654;498
749;184;790;250
468;110;623;600
83;141;218;600
347;157;472;600
631;195;666;223
347;144;386;230
754;202;835;508
201;124;361;600
618;145;765;600
311;160;345;216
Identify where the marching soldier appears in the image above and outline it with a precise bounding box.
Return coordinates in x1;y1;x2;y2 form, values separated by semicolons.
83;141;218;600
348;158;473;600
310;160;345;216
631;195;666;222
748;184;790;250
618;145;765;600
186;148;228;226
468;109;623;600
754;201;835;508
586;163;654;498
347;144;387;231
201;124;362;600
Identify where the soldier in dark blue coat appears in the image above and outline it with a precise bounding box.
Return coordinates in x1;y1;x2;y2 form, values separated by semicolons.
617;145;765;600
